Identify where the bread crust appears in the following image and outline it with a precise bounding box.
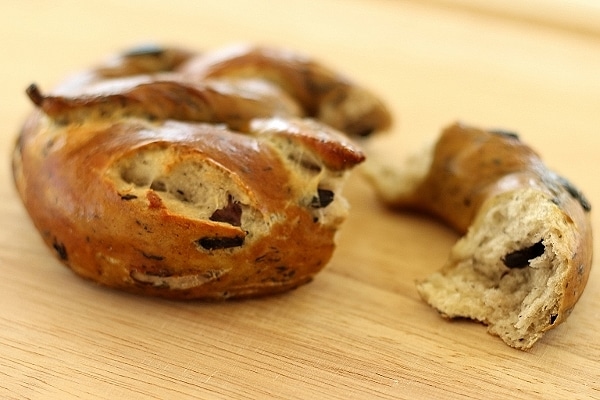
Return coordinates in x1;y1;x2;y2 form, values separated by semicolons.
399;123;591;233
177;44;392;137
367;122;593;348
12;44;390;299
54;43;392;137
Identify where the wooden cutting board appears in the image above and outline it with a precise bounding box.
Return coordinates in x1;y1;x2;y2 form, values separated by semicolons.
1;1;599;398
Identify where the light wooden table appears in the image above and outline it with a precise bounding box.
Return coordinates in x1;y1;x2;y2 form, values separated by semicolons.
2;1;599;399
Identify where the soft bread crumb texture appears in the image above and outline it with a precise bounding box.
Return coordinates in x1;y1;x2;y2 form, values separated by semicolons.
417;188;575;349
110;122;352;244
361;143;433;204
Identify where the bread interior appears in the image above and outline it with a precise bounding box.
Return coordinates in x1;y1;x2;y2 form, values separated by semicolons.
417;188;573;349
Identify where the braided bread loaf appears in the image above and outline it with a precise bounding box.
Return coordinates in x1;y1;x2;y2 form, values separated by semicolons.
12;44;391;299
366;122;593;349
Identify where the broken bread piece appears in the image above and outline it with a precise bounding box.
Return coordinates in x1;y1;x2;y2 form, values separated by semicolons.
12;44;391;299
366;122;593;349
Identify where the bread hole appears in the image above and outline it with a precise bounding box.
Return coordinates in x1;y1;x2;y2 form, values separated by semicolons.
119;148;166;187
121;163;152;187
115;148;257;225
503;241;545;269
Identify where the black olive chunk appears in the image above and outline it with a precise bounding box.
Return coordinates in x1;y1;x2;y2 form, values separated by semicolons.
123;44;165;57
555;174;592;212
489;129;520;140
503;241;545;269
209;196;242;226
52;240;68;261
310;189;335;208
196;236;244;250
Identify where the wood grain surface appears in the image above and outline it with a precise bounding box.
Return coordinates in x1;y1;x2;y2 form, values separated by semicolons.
1;1;599;399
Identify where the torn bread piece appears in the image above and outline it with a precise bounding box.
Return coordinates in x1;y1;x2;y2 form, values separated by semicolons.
366;122;593;349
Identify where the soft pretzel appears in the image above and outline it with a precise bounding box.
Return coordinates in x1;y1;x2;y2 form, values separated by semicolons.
12;44;391;299
366;122;593;349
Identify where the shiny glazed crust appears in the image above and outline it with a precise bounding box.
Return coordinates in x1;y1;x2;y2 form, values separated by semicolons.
366;122;593;349
12;44;392;299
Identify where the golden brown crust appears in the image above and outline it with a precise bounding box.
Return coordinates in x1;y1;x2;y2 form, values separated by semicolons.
547;193;592;323
391;123;591;234
97;45;194;77
26;78;303;131
54;43;392;137
12;44;388;299
13;113;363;299
178;44;392;137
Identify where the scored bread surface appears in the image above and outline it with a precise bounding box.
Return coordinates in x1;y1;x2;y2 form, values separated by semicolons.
12;44;392;299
